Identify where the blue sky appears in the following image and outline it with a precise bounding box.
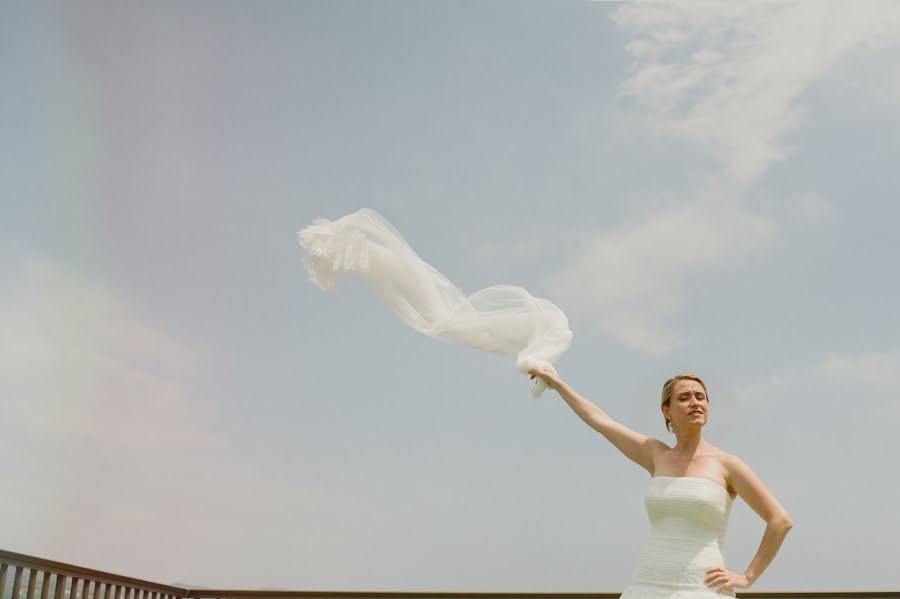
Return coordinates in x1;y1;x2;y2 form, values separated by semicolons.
2;0;900;593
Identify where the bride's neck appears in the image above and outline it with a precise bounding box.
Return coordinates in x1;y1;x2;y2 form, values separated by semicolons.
672;433;705;455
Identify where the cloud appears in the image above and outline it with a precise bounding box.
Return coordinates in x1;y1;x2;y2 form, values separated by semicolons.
0;250;348;586
817;352;900;387
612;1;900;188
0;252;221;452
540;1;900;353
543;195;776;353
0;250;233;575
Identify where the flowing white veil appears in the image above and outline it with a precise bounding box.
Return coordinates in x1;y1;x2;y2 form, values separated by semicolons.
297;208;572;397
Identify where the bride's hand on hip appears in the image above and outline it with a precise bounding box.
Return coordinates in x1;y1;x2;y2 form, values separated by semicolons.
527;366;561;390
705;566;750;593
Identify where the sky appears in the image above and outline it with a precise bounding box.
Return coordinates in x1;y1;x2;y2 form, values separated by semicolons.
2;0;900;594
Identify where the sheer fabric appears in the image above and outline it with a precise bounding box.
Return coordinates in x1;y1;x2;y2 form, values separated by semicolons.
297;208;572;397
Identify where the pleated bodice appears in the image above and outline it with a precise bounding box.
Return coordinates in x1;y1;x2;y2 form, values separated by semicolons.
621;476;736;599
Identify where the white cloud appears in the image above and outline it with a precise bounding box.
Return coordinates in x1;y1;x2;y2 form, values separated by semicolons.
0;251;343;586
817;352;900;387
0;251;228;574
612;1;900;188
543;195;776;353
541;1;900;353
0;253;220;451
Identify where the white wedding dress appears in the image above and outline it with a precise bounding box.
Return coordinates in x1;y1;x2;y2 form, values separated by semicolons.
621;476;737;599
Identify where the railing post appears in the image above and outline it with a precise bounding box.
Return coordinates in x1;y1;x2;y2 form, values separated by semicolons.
25;569;37;599
53;574;66;599
38;571;51;599
12;566;25;599
1;563;9;599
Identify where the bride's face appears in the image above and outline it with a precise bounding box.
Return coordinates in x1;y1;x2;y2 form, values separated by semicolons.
666;379;708;430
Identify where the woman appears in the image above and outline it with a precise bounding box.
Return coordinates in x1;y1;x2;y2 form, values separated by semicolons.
528;368;793;597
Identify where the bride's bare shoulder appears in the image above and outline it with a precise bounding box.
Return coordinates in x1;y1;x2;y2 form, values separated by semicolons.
715;446;737;464
716;448;743;485
709;445;732;466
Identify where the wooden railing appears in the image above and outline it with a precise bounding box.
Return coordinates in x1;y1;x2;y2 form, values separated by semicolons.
4;549;899;599
0;551;187;599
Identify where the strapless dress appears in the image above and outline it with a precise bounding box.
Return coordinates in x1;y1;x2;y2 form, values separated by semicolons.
620;476;737;599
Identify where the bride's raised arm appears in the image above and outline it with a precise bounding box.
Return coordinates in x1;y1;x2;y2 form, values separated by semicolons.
529;368;663;475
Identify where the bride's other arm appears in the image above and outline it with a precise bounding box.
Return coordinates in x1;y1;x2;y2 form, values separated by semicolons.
529;368;663;475
726;454;794;586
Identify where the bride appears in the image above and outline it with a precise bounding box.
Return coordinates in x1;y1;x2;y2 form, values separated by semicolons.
528;368;793;596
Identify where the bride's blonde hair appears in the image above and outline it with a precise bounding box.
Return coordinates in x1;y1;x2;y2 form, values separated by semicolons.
661;373;708;433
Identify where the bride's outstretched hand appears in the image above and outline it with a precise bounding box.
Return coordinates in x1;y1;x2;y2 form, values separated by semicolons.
527;366;562;391
705;566;750;593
